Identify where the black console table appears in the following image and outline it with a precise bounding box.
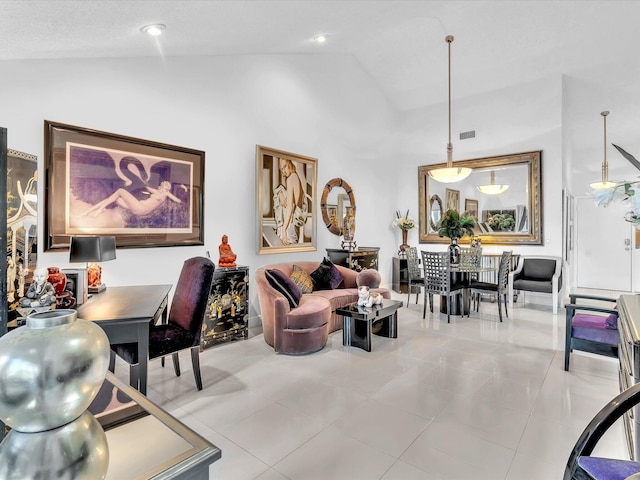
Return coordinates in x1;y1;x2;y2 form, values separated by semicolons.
392;257;408;293
326;247;379;272
202;265;249;349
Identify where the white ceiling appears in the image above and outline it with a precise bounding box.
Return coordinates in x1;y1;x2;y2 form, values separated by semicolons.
3;0;640;184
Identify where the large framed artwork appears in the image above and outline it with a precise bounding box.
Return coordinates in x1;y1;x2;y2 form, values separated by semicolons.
256;145;317;254
44;121;205;250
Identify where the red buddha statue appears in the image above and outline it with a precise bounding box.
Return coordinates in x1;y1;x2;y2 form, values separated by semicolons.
218;234;237;268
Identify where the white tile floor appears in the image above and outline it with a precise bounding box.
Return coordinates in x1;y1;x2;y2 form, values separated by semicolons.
112;291;627;479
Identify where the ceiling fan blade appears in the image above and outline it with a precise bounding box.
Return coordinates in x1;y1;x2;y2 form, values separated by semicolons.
613;144;640;171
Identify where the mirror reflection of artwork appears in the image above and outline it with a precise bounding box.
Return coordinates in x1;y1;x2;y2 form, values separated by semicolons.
445;188;460;212
7;150;38;315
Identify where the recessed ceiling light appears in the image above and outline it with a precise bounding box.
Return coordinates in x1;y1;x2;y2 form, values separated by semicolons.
313;34;329;44
140;24;166;36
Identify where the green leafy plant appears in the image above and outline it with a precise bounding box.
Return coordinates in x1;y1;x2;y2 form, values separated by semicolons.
437;209;475;239
487;213;515;232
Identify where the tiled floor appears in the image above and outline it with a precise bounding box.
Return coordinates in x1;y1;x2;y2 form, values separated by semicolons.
112;291;626;479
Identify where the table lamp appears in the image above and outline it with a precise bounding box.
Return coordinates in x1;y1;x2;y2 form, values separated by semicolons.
69;236;116;294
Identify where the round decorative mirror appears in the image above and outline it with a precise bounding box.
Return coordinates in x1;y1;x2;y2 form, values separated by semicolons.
430;194;443;232
320;178;356;236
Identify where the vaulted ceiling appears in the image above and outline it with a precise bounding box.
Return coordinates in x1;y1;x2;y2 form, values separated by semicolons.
3;0;640;188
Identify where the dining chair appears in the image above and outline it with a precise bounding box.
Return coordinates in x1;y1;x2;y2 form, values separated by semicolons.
421;250;465;323
111;256;215;391
405;247;425;307
459;246;482;282
564;293;619;371
564;381;640;479
469;250;512;322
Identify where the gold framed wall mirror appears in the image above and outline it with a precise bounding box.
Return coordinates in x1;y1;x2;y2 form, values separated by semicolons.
320;178;355;236
418;150;542;245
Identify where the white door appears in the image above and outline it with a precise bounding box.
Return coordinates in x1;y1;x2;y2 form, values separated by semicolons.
576;197;633;291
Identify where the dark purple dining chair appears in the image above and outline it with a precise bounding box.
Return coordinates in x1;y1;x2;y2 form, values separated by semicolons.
112;256;215;391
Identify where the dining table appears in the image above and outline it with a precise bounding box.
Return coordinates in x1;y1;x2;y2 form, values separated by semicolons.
440;264;496;316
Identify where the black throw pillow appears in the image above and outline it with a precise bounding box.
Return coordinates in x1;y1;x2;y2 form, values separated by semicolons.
265;269;302;308
310;257;344;290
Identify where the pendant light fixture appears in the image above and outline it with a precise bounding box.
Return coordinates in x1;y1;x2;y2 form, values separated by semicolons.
477;170;509;195
428;35;472;184
590;111;616;190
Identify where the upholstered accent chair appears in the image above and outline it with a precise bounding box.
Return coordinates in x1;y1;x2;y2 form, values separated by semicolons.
469;250;512;322
112;256;215;391
421;250;465;323
564;293;619;371
565;382;640;479
405;247;425;307
509;255;563;314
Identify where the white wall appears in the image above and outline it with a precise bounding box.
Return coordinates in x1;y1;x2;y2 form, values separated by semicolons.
0;54;581;323
0;54;398;325
395;76;564;257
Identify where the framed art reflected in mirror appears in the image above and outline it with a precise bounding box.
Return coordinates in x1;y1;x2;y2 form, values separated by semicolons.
418;150;542;245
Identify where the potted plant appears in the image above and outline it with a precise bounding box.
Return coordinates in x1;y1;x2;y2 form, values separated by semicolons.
437;209;476;263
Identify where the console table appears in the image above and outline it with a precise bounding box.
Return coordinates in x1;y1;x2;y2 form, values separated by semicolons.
617;294;640;459
326;247;379;272
93;372;221;479
392;257;408;293
202;265;249;349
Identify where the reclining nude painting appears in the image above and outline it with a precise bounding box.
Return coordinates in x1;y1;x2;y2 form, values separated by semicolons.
66;143;193;234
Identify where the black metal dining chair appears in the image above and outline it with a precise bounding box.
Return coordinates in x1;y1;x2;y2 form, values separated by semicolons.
469;250;512;322
405;247;425;307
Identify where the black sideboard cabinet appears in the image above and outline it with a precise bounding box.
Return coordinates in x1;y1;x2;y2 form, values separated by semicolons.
202;265;249;349
392;257;409;293
326;247;379;272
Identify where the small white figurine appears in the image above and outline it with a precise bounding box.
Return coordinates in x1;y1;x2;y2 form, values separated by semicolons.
357;285;383;308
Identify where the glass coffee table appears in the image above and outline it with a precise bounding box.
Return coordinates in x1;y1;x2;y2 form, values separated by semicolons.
336;299;403;352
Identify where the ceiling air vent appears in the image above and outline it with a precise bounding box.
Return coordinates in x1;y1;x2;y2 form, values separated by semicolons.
459;130;475;140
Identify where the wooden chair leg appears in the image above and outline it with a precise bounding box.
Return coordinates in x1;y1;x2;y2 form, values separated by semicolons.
172;352;181;377
191;346;203;391
406;284;411;308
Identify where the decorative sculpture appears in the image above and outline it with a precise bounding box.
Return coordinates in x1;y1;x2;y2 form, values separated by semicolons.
218;234;237;268
357;286;383;308
18;267;56;308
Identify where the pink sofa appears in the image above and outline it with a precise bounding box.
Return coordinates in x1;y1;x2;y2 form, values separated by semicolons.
255;261;390;355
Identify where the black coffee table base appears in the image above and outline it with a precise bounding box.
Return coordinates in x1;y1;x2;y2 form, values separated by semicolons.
338;300;402;352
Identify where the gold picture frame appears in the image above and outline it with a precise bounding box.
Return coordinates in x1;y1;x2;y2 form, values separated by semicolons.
256;145;317;254
419;150;543;245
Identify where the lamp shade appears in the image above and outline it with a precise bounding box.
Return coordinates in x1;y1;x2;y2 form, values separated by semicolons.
69;236;116;263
